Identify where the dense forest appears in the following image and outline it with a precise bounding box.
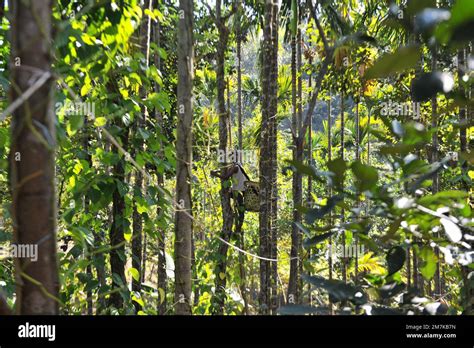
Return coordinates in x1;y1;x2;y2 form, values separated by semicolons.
0;0;472;316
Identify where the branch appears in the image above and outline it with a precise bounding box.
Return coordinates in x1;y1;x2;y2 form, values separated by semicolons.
308;0;330;56
222;3;238;22
0;71;52;123
300;0;332;139
203;2;216;23
300;53;331;140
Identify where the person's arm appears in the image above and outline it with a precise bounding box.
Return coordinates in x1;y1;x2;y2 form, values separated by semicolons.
211;165;238;180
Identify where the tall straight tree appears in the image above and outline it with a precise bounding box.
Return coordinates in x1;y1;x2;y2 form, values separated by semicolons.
110;102;128;309
431;47;441;297
259;0;279;314
327;93;333;314
340;89;347;284
152;6;167;315
235;0;248;315
209;0;235;314
132;0;153;303
269;0;279;313
175;0;194;315
9;0;59;314
288;0;301;304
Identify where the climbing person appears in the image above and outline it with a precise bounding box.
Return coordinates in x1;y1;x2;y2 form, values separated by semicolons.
211;160;249;236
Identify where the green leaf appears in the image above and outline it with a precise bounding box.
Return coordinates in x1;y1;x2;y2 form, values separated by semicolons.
411;72;454;102
117;180;128;197
294;222;311;237
94;117;107;127
303;232;334;249
305;195;343;224
419;247;438;280
302;275;367;305
132;294;145;308
378;282;406;299
129;268;140;282
351;161;378;191
417;190;468;205
386;246;406;276
364;46;421;79
449;0;474;28
287;160;317;178
327;158;347;189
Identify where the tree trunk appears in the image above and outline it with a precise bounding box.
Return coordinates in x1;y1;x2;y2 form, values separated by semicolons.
211;0;234;314
259;0;279;314
235;0;248;315
354;98;360;285
327;95;333;314
10;0;59;315
237;1;243;151
458;47;473;314
84;122;93;315
131;0;152;308
431;47;441;298
152;9;167;315
288;0;299;303
269;0;279;314
109;123;128;309
174;0;194;315
340;90;347;284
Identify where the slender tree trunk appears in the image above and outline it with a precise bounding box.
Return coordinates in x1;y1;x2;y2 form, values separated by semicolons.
174;0;194;315
354;98;360;285
84;123;93;315
306;56;313;304
235;1;248;314
296;25;304;300
340;90;347;284
237;1;243;151
152;10;167;315
269;0;279;314
431;47;441;298
307;57;313;204
131;0;152;308
407;246;412;288
458;47;473;314
259;0;278;314
211;0;234;314
327;94;333;314
288;0;299;303
10;0;59;315
109;123;128;309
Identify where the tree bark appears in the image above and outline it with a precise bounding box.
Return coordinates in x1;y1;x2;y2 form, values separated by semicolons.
288;1;301;303
327;95;333;314
174;0;194;315
109;123;128;309
10;0;59;315
151;8;168;315
211;0;234;314
259;0;278;314
269;0;279;314
340;90;347;284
